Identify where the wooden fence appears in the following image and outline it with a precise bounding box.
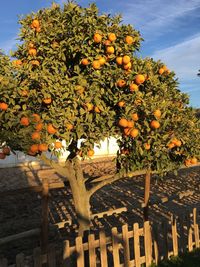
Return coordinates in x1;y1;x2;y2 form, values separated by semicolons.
0;207;199;267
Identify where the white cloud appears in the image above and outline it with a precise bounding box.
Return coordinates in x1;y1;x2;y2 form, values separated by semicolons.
151;34;200;81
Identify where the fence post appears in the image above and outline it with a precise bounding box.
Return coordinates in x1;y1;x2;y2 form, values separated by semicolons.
171;215;178;256
112;227;120;267
76;236;84;267
88;234;96;267
193;208;200;248
133;223;141;267
99;231;108;267
33;247;42;267
41;178;49;254
144;221;152;267
143;170;151;221
161;219;169;260
122;224;130;267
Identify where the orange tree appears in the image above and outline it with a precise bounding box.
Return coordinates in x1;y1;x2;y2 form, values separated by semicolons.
0;3;199;233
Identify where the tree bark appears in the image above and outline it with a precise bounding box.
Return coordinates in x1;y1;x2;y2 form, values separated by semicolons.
143;169;151;221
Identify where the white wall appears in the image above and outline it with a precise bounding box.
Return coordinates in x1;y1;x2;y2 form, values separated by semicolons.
0;137;119;168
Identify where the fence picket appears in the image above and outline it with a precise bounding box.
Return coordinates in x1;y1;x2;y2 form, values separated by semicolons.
16;253;24;267
99;231;108;267
152;224;159;265
161;220;169;260
112;227;120;267
144;221;152;266
122;224;130;267
133;223;140;267
171;216;178;256
76;236;84;267
188;227;193;252
33;247;42;267
88;234;96;267
62;240;71;267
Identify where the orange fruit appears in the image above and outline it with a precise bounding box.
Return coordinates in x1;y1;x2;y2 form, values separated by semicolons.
158;68;165;75
38;143;48;152
30;144;39;153
0;153;6;160
103;40;111;46
31;60;40;66
29;48;37;56
129;83;138;92
43;98;52;104
117;79;126;88
125;36;134;45
54;141;62;149
118;101;125;107
150;120;160;129
135;74;145;85
131;113;139;121
35;122;43;131
93;33;102;43
167;143;175;149
13;59;22;66
20;117;29;126
108;33;116;42
184;159;191;167
32;114;40;122
98;57;106;66
31;132;41;140
66;123;74;130
127;120;134;128
130;128;139;138
81;58;89;65
116;57;123;65
2;147;10;155
123;62;132;70
174;140;182;147
31;19;40;29
0;102;8;110
92;60;101;70
47;124;57;134
85;103;94;111
154;109;161;119
191;157;197;164
35;27;41;33
162;65;167;71
118;118;128;128
124;128;131;136
122;55;131;65
94;106;101;113
144;143;151;150
106;46;115;54
88;149;94;157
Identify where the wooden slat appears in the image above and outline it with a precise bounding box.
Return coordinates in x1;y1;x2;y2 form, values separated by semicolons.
152;225;159;265
88;234;96;267
171;216;178;256
122;224;130;267
194;224;200;248
99;231;108;267
193;208;197;225
63;240;71;267
144;221;152;266
16;253;24;267
161;220;169;260
91;207;127;219
48;244;56;267
33;247;42;267
188;227;193;252
112;227;120;267
0;258;8;267
133;223;141;267
76;236;84;267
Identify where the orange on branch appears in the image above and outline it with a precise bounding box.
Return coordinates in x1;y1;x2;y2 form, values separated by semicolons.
31;132;41;140
43;98;52;104
35;122;43;131
118;118;128;128
118;101;125;107
32;114;40;122
98;56;106;66
127;120;134;128
87;149;94;157
144;143;151;150
29;48;37;56
130;128;139;138
103;40;111;46
38;143;48;152
94;106;101;113
108;33;116;42
20;117;30;126
129;83;139;92
117;79;126;88
81;58;89;66
125;35;134;45
0;102;8;110
66;123;74;130
123;62;132;70
124;128;131;136
150;120;160;129
47;124;57;134
158;68;165;75
93;33;102;43
92;60;101;70
116;57;123;65
154;109;161;119
30;144;39;153
54;141;62;149
31;19;40;29
135;74;145;85
122;55;131;65
106;46;115;54
131;113;139;121
191;157;197;165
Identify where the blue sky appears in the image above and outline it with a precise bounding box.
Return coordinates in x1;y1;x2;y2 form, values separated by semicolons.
0;0;200;107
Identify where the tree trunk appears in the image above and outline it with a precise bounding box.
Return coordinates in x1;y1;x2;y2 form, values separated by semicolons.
143;169;151;221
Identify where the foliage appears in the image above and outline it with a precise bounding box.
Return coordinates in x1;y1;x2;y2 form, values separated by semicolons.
0;2;199;175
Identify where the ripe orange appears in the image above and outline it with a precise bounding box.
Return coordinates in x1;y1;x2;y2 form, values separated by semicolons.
32;114;40;122
125;36;134;45
116;57;123;65
108;33;116;42
124;128;131;136
0;102;8;110
106;46;115;54
31;132;41;140
47;124;57;134
13;59;22;66
184;159;191;167
135;74;145;85
66;123;74;130
31;19;40;29
92;60;101;70
31;60;40;66
174;140;182;147
127;120;134;128
123;62;132;70
191;157;197;164
98;57;106;66
94;106;101;113
85;103;94;111
154;109;161;119
81;58;89;65
129;83;139;92
54;141;62;149
131;113;139;121
103;40;111;46
118;101;125;107
117;79;126;88
162;65;167;71
118;118;128;128
144;143;151;150
43;98;52;104
150;120;160;129
35;122;43;131
93;33;102;43
30;144;39;153
167;143;175;149
20;117;30;126
130;128;139;138
158;68;165;75
38;143;48;152
2;147;10;155
35;27;41;33
0;152;6;159
88;149;94;157
29;48;37;56
122;55;131;65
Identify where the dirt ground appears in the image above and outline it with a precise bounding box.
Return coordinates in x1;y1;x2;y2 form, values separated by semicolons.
0;158;200;264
